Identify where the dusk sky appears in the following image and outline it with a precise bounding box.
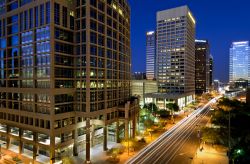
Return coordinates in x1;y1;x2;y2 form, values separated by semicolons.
129;0;250;82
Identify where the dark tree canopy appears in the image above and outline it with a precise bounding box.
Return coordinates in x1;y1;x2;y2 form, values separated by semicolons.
166;103;179;112
207;98;250;163
143;103;158;114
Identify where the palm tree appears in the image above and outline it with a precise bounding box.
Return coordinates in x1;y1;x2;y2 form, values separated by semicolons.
143;103;158;116
166;103;179;123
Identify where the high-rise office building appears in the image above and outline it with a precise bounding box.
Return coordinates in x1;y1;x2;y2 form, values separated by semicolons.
148;6;195;109
229;41;250;85
0;0;138;163
146;31;156;80
195;40;210;94
209;55;213;87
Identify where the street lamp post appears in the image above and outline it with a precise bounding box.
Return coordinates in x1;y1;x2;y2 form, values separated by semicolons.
127;121;130;156
151;104;153;115
228;110;231;160
127;139;129;156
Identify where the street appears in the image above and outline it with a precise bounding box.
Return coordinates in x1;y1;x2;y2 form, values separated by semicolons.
126;98;218;164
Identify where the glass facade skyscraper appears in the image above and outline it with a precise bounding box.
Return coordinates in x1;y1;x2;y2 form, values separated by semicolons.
229;41;250;84
146;31;156;80
0;0;139;163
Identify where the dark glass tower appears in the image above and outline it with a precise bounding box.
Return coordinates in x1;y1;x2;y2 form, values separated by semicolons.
209;55;213;87
195;40;210;94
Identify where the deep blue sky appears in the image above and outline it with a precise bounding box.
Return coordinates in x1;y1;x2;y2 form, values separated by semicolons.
129;0;250;83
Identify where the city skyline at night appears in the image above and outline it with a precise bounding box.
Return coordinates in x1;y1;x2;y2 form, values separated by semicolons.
130;0;250;83
0;0;249;164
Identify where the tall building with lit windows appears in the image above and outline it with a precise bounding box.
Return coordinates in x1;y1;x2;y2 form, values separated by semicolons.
0;0;138;163
146;31;156;80
195;40;210;94
146;6;196;109
229;41;250;86
209;55;213;87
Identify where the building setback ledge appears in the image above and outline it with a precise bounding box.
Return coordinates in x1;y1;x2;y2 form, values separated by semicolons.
144;92;195;99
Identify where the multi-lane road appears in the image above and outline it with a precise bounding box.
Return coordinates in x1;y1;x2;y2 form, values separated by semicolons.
126;98;219;164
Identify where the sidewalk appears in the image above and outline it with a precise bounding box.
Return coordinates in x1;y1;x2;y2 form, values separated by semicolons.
0;148;42;164
70;142;121;164
193;144;228;164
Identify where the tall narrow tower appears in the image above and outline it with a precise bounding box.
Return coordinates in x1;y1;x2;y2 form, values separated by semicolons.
146;31;156;80
195;39;210;94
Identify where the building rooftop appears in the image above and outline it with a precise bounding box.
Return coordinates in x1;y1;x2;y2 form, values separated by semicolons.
157;5;193;21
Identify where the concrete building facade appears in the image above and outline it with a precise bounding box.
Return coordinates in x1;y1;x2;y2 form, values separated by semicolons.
131;80;158;106
148;6;196;108
0;0;139;163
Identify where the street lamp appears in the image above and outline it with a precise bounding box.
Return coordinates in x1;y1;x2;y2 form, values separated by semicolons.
228;110;231;160
196;125;203;152
127;139;130;156
127;121;131;156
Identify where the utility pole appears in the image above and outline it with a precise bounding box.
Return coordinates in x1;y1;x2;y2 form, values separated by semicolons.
228;110;231;161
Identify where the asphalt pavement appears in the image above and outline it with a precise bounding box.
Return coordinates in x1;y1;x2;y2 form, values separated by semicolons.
126;98;218;164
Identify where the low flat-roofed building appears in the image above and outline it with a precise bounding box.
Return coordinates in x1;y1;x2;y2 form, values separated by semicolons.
145;92;195;110
131;80;158;107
